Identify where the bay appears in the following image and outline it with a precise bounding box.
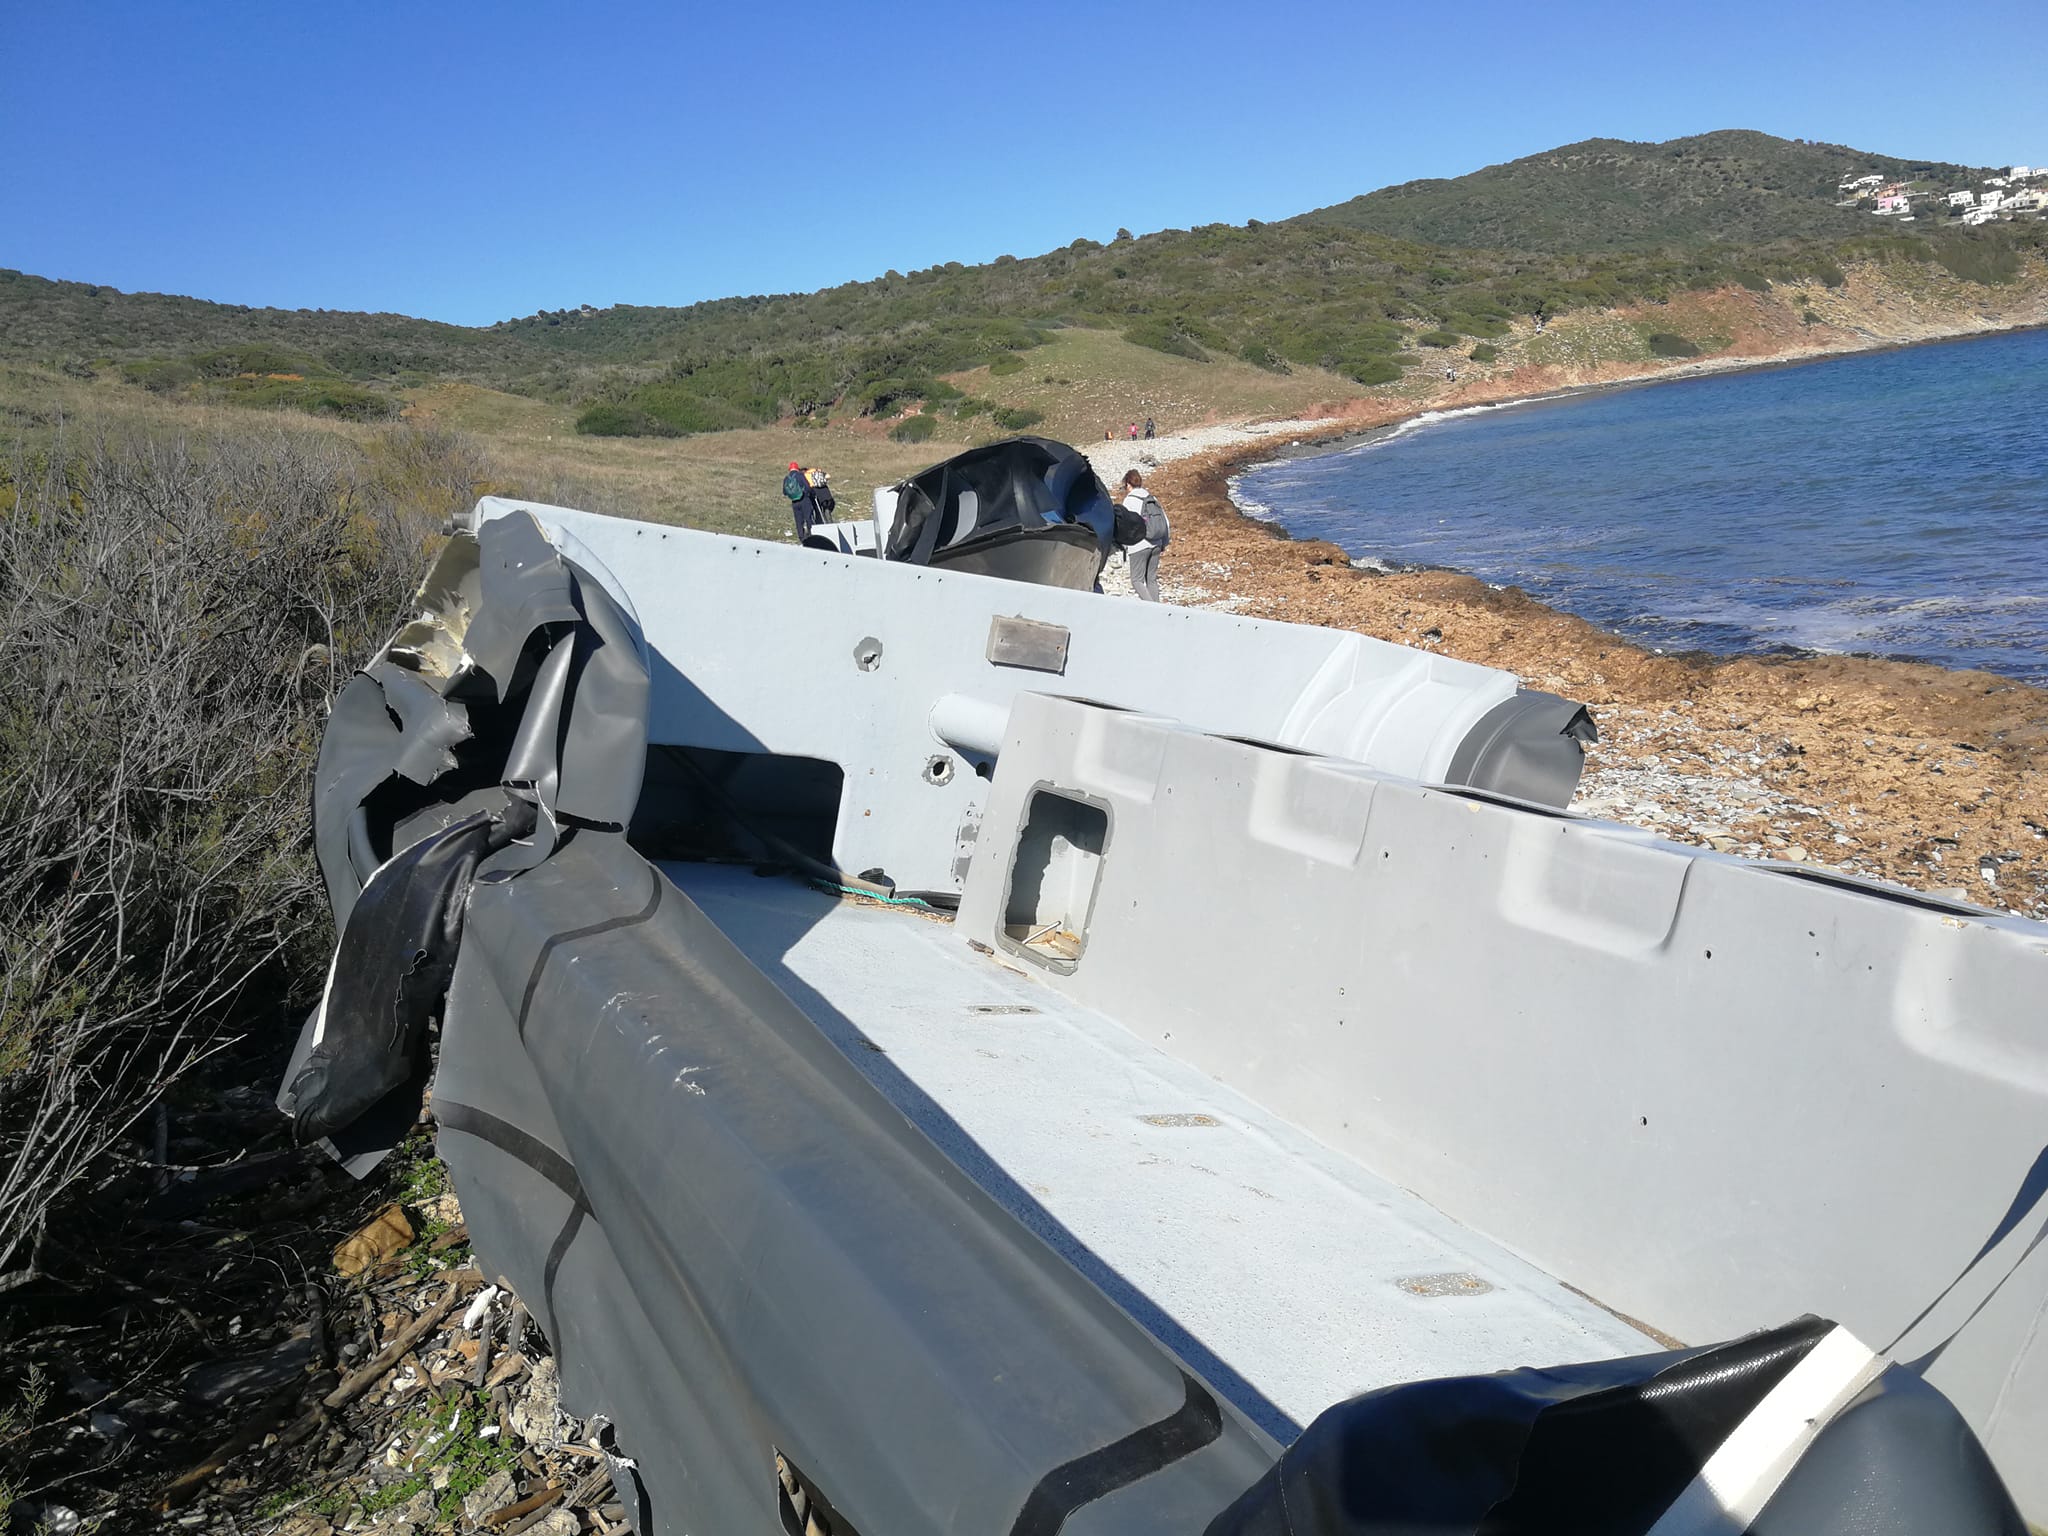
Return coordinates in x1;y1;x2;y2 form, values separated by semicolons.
1233;328;2048;684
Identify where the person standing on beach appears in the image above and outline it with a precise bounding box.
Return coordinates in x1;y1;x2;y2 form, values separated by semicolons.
1127;422;1139;440
1144;417;1156;439
1120;469;1169;602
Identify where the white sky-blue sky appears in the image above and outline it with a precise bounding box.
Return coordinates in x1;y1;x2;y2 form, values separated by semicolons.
4;0;2043;326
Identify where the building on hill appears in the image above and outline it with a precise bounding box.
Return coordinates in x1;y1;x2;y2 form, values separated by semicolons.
1948;189;1977;208
1980;189;2007;211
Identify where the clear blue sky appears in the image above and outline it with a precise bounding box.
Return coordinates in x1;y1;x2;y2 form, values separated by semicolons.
4;0;2042;327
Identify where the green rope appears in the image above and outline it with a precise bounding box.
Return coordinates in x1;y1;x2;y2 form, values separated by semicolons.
808;877;938;911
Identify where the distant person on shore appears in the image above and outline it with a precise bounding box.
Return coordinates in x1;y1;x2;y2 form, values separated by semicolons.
1119;469;1169;602
782;461;822;540
1144;417;1156;439
1127;422;1139;440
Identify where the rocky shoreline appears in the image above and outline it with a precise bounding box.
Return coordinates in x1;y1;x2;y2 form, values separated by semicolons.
1096;317;2048;923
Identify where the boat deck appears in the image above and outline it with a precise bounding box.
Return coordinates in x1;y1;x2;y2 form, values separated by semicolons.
663;861;1661;1441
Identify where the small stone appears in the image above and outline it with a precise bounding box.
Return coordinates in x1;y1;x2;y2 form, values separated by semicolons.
1783;846;1809;862
529;1512;579;1536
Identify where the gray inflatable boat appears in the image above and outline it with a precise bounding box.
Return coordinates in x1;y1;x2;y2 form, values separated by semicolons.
282;495;2045;1534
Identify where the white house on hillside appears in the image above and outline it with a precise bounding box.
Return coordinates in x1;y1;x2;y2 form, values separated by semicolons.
1949;189;1977;207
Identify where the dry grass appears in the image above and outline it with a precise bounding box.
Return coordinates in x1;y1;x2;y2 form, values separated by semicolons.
6;331;1368;552
402;381;942;541
939;327;1358;444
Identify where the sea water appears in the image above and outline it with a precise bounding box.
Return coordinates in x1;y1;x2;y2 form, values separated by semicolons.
1233;328;2048;684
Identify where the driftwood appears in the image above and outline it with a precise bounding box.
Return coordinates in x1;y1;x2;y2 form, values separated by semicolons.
322;1271;478;1410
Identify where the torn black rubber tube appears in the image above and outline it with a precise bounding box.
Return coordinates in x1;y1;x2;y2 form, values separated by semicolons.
286;801;529;1143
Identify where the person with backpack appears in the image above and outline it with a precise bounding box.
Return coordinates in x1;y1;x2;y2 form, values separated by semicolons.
782;462;836;540
1119;469;1170;602
803;465;836;523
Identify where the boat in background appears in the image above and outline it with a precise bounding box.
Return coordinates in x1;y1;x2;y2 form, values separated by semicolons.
806;436;1113;591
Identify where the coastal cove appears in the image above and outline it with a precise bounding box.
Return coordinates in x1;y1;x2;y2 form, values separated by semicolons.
1231;326;2048;685
1117;322;2048;923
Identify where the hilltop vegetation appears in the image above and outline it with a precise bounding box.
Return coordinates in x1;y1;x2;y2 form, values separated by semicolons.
1296;130;1992;250
3;132;2043;440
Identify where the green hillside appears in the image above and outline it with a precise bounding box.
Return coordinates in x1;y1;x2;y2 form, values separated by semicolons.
3;131;2038;438
1294;130;1991;250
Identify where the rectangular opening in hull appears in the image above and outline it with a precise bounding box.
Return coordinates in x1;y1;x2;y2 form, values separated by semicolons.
1001;788;1109;971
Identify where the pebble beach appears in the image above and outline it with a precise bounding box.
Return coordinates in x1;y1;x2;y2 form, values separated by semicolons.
1082;384;2048;922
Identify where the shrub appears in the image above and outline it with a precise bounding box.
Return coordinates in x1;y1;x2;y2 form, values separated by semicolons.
574;403;680;437
987;354;1024;377
1122;317;1213;360
0;421;457;1274
990;405;1043;431
1469;343;1499;364
1646;332;1702;358
953;396;994;420
1733;269;1771;293
220;377;398;421
1813;262;1847;288
1239;340;1290;373
122;357;198;394
1936;238;2020;286
189;344;324;379
1417;330;1461;349
890;413;938;443
1801;309;1820;325
1443;313;1510;338
630;383;759;434
1342;357;1404;386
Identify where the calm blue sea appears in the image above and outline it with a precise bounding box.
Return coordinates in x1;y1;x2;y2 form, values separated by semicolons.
1234;328;2048;684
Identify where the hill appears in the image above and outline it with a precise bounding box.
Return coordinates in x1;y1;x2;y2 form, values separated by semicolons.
2;131;2040;438
1293;130;1991;250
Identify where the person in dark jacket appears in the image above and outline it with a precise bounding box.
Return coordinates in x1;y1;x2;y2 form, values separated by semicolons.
782;462;819;540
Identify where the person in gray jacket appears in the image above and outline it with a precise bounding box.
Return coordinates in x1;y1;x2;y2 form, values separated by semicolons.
1120;470;1170;602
